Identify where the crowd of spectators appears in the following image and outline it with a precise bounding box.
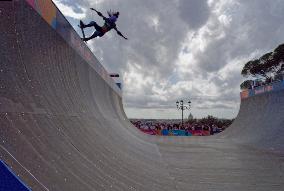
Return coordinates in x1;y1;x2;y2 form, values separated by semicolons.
131;116;234;136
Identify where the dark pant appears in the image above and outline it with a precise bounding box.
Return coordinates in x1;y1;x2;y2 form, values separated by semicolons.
83;21;104;41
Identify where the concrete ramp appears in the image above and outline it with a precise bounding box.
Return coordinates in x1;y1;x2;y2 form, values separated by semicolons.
221;89;284;151
0;1;283;190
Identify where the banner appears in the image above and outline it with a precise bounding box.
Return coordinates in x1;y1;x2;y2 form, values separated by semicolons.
241;80;284;100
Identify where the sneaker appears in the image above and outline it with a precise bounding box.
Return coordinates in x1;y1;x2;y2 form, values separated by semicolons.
79;20;85;28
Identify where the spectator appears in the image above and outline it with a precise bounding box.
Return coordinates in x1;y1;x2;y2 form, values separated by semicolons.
130;117;233;136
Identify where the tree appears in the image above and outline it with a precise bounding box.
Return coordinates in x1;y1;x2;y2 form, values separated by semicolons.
271;44;284;75
241;43;284;88
240;80;253;90
241;60;258;78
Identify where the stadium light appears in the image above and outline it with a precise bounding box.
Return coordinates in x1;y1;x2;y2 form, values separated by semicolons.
176;99;191;129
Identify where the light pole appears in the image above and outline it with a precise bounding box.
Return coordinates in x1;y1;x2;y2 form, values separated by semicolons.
176;100;191;129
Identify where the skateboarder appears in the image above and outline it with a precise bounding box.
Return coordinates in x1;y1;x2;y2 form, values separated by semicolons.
79;8;128;41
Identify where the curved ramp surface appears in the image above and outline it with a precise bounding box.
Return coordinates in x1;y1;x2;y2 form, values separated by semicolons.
0;1;283;191
222;89;284;151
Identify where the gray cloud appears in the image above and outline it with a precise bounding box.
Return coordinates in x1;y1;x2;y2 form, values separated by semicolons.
54;0;284;119
192;0;284;74
178;0;210;29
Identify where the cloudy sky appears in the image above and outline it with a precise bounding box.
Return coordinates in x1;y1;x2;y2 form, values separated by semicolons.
53;0;284;119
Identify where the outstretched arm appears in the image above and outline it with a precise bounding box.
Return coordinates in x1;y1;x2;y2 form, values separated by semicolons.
90;8;107;20
114;27;128;40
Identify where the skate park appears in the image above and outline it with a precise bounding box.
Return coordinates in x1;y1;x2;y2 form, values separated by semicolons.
0;1;283;190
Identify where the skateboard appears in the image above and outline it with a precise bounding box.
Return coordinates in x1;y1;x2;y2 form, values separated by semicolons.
78;20;86;42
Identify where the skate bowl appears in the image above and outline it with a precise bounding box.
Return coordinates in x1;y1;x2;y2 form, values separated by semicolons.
0;1;283;190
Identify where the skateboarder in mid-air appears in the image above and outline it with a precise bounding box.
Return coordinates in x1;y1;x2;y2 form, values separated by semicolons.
79;8;128;41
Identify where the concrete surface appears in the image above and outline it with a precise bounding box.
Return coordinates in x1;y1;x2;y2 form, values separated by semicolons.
0;1;283;190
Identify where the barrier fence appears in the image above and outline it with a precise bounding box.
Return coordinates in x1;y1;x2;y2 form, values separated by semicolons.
139;129;212;136
241;80;284;100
